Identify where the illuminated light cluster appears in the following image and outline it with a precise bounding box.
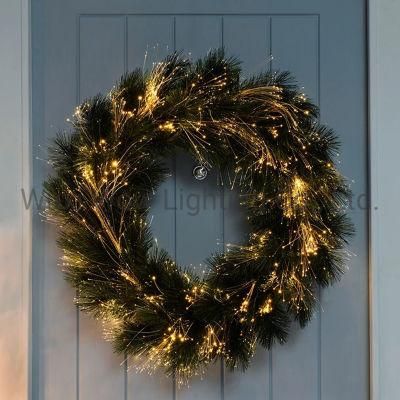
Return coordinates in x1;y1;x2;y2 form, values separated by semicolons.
184;284;206;309
81;164;94;182
137;324;192;374
120;270;139;286
282;176;309;218
199;325;225;358
259;298;273;315
238;282;256;318
159;121;176;132
300;222;319;256
270;127;279;138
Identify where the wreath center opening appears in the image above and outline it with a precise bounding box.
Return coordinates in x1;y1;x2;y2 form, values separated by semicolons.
149;151;249;276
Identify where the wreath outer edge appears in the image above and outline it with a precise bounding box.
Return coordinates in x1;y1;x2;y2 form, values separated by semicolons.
43;49;353;382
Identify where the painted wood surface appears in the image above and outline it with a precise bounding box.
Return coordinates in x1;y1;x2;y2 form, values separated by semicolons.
31;1;368;399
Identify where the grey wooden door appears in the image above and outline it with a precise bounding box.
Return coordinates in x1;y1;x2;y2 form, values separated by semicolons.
32;1;368;399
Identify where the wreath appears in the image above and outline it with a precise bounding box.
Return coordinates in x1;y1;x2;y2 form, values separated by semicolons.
44;50;352;382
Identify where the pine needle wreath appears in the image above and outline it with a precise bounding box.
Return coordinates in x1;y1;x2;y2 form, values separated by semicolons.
44;49;353;382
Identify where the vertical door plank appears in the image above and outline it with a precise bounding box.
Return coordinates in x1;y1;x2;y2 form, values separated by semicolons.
78;15;126;400
79;16;126;98
319;4;368;399
126;15;175;400
271;16;319;104
174;15;224;400
127;16;174;70
33;3;79;399
40;211;78;400
223;16;271;76
222;15;272;400
270;15;320;400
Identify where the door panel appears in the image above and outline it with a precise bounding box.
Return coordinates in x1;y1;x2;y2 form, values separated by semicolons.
78;15;127;400
222;16;271;400
174;15;224;400
32;2;367;400
125;15;176;400
32;3;78;400
270;15;320;400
